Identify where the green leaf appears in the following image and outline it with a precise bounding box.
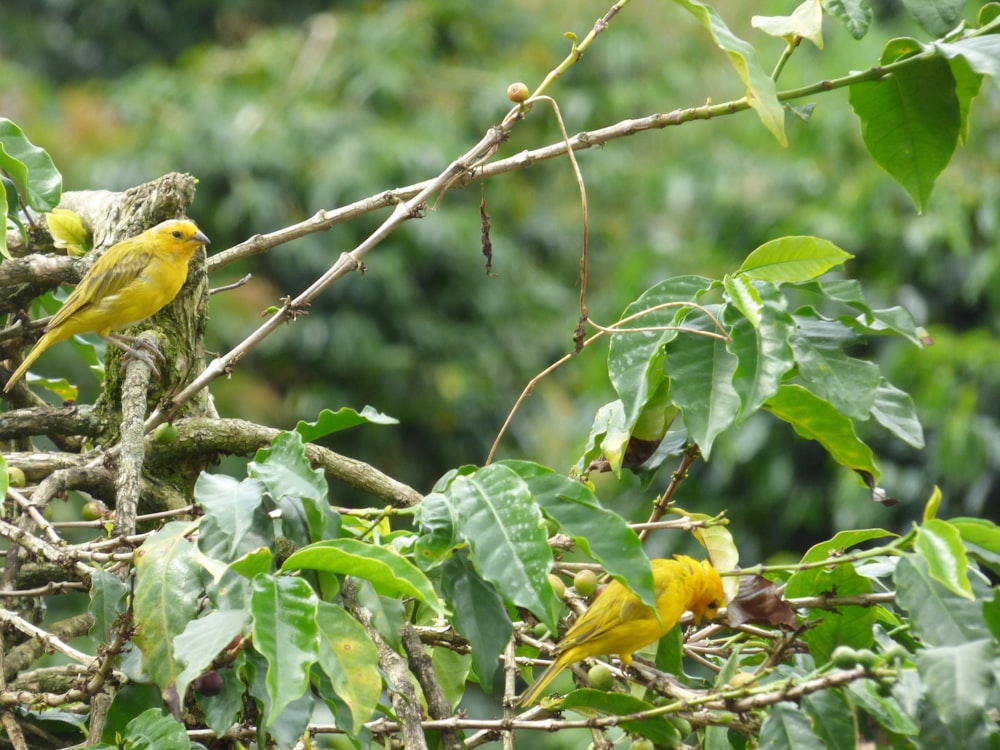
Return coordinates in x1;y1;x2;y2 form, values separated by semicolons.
825;0;873;38
845;679;919;736
0;118;62;210
802;688;859;750
800;528;896;563
789;315;880;421
949;517;1000;569
195;474;273;563
736;236;853;283
801;279;925;347
751;0;824;49
413;491;460;567
764;384;880;481
663;305;740;458
432;646;471;709
901;0;965;36
915;518;974;599
785;562;875;663
672;0;787;145
249;431;339;544
282;538;447;617
295;405;399;442
915;640;996;747
442;552;512;692
195;668;246;737
549;689;683;745
894;554;991;646
871;378;925;449
433;464;559;629
316;600;381;735
88;567;128;643
502;460;656;607
118;709;190;750
848;55;960;213
609;275;712;438
250;574;320;724
724;273;763;328
174;610;251;704
759;701;825;749
133;522;203;689
934;34;1000;77
725;283;795;420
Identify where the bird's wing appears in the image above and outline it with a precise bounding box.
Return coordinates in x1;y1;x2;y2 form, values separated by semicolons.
47;239;154;328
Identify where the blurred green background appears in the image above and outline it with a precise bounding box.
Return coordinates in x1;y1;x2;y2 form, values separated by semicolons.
3;0;998;570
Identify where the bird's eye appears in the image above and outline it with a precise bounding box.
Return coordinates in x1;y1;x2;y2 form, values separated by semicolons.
708;600;719;610
172;231;183;239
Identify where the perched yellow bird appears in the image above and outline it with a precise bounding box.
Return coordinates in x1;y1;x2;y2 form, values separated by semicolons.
519;555;724;706
4;219;210;393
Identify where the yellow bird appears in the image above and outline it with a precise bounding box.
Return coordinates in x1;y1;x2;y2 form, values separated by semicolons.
519;555;724;706
4;219;210;393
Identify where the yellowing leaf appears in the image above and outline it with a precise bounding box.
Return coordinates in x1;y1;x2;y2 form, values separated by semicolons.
46;208;91;257
752;0;824;49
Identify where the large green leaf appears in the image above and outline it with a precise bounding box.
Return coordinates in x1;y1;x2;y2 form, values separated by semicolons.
901;0;965;36
441;552;512;691
609;275;712;434
915;518;974;599
249;431;339;544
800;278;925;346
438;464;559;630
663;305;740;458
802;688;859;750
789;314;880;421
758;701;825;749
800;529;896;563
825;0;873;38
316;600;381;735
671;0;786;145
723;273;763;328
500;460;656;608
845;679;918;737
116;709;191;750
295;405;398;442
736;236;853;282
894;554;991;646
0;118;62;210
785;562;875;663
915;640;997;747
250;574;320;724
89;568;128;643
726;282;795;421
934;34;1000;77
282;538;447;617
848;55;960;212
764;384;879;481
549;690;682;745
195;474;273;563
949;517;1000;569
870;378;925;449
174;610;251;704
133;522;204;689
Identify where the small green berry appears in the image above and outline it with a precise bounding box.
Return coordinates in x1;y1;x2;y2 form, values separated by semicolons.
831;646;859;669
7;467;26;488
81;500;109;521
587;663;614;691
153;422;179;444
507;82;530;103
573;569;598;597
547;574;566;599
